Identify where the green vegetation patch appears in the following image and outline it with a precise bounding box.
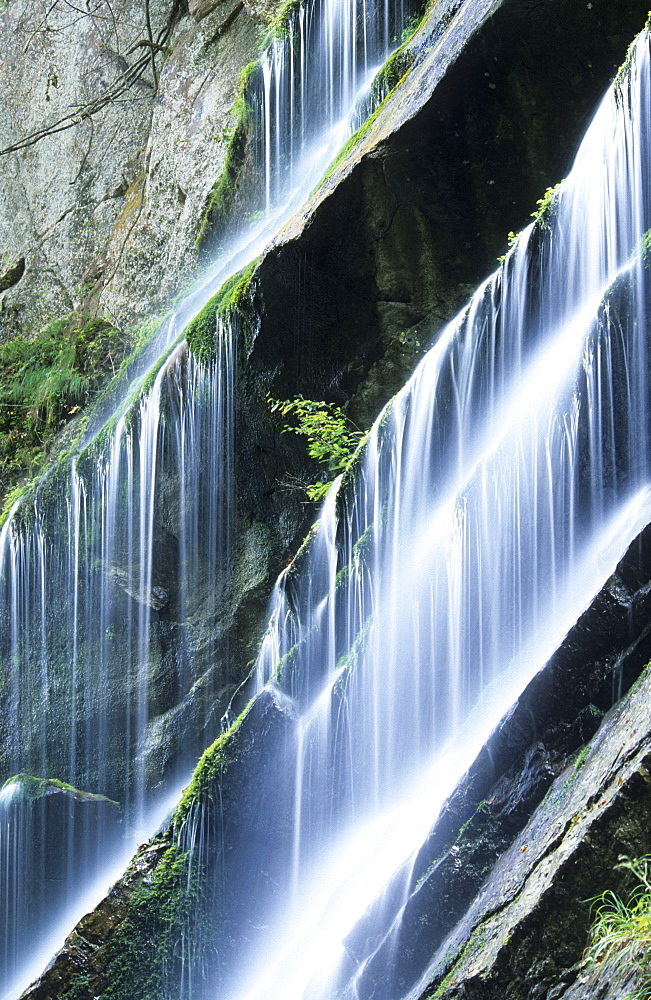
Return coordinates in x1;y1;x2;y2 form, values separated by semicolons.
94;842;202;1000
198;60;259;252
198;119;249;251
318;96;393;189
173;699;253;828
185;259;258;363
2;772;119;807
261;0;304;43
586;854;651;999
61;705;257;1000
531;180;564;229
0;312;129;506
267;394;364;502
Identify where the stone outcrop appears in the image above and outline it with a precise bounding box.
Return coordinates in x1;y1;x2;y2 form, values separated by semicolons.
343;520;651;999
0;774;122;991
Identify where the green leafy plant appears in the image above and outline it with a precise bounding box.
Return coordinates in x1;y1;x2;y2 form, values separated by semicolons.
586;855;651;998
268;394;363;501
532;181;565;228
497;230;519;264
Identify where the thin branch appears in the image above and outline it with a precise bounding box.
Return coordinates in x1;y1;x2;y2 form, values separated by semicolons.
70;114;94;184
143;0;158;92
23;0;60;52
0;52;151;155
2;0;181;157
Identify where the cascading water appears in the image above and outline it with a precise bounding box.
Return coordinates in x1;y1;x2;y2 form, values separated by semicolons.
170;31;651;1000
250;0;406;212
0;0;414;995
0;336;235;992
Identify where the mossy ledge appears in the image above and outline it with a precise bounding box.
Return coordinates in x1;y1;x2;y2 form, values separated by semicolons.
19;709;250;1000
173;697;253;829
185;259;258;362
20;689;295;1000
196;57;259;253
2;773;119;808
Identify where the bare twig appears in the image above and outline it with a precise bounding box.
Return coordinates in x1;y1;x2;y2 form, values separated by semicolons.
143;0;158;92
3;0;182;157
69;114;94;184
0;51;151;155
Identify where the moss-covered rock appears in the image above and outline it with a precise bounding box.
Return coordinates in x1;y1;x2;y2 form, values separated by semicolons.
185;259;258;361
2;773;119;807
19;689;296;1000
0;311;129;510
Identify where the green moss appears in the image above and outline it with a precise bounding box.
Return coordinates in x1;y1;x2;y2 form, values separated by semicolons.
261;0;304;44
614;35;639;93
60;705;259;999
335;614;373;678
317;97;393;188
0;312;130;513
272;642;299;685
335;524;374;591
2;772;119;807
99;840;201;1000
198;120;249;250
376;33;416;95
0;479;32;527
173;699;254;828
185;259;258;362
197;60;260;251
425;962;462;1000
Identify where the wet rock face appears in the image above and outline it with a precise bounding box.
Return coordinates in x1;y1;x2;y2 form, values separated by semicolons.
247;0;649;429
18;522;651;1000
18;689;298;1000
344;523;651;1000
5;2;651;996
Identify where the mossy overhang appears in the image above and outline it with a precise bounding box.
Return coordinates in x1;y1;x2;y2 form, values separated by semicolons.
1;773;120;808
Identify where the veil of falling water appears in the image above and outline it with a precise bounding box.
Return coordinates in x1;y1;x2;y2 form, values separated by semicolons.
0;0;415;995
171;32;651;1000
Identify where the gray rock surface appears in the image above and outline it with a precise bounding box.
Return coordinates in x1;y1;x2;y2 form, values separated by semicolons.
0;0;265;341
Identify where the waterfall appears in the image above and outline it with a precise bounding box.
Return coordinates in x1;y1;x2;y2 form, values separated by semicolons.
0;0;412;995
0;338;235;992
3;0;651;997
182;31;651;1000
